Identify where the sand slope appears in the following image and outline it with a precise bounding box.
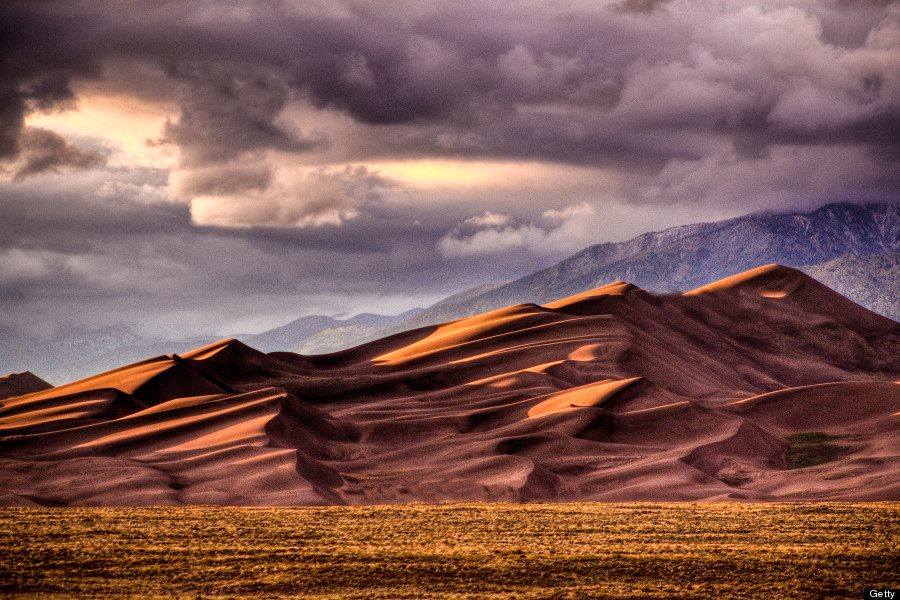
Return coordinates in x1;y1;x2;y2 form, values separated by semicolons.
0;372;53;401
2;265;900;505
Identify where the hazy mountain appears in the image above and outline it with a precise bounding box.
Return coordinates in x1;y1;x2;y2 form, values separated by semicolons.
409;202;900;317
242;309;421;354
242;315;338;354
40;336;224;385
297;283;507;354
802;253;900;322
297;202;900;354
2;309;423;385
0;325;158;386
243;309;419;356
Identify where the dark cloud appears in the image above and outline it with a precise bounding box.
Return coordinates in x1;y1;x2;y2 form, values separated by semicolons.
174;163;273;196
294;27;473;125
0;2;99;159
612;0;674;15
0;173;191;253
0;87;26;159
10;127;106;181
3;0;899;173
160;63;325;167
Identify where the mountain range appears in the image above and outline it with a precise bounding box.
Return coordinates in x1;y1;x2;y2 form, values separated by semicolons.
293;201;900;352
2;201;899;384
2;264;899;505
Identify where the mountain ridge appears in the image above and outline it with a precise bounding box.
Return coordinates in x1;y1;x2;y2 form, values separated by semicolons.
5;202;899;381
425;202;900;313
298;202;900;352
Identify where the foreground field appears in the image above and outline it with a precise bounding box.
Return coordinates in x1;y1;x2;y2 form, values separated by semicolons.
1;503;898;599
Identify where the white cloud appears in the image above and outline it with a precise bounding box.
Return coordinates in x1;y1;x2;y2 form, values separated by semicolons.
542;202;594;221
97;180;170;205
437;223;547;257
437;202;602;258
188;164;393;228
0;249;56;284
464;211;513;228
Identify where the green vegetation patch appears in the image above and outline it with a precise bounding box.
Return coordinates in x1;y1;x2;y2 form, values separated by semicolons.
1;503;898;599
784;432;848;469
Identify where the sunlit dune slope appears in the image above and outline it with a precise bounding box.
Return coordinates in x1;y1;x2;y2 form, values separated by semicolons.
2;265;900;505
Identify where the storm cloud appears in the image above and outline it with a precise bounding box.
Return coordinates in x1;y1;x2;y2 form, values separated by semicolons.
2;1;897;171
1;0;899;371
10;127;106;181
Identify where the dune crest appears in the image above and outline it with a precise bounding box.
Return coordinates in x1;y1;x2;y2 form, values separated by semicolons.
527;377;642;419
685;264;805;297
0;372;53;400
3;265;900;505
542;281;640;309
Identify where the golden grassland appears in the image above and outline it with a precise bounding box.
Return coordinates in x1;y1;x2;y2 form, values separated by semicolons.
1;503;898;599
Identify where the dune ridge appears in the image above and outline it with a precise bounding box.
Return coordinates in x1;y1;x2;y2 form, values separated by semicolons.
2;265;900;505
0;372;53;401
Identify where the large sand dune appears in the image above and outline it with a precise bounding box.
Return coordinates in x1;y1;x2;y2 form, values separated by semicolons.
2;265;900;505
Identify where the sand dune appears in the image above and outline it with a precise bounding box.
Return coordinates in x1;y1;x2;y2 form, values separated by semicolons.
2;265;900;505
0;372;53;400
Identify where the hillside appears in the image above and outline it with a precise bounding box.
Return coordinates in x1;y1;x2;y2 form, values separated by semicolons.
2;265;899;505
802;253;900;322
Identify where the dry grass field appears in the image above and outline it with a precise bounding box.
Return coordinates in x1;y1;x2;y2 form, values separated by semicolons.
1;503;897;599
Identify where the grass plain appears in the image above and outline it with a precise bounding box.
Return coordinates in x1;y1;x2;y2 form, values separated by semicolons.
1;503;898;599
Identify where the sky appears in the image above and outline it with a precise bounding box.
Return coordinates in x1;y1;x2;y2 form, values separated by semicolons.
1;0;899;342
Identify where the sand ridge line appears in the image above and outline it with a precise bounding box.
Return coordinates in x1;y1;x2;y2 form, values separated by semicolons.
528;378;643;419
374;314;613;365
